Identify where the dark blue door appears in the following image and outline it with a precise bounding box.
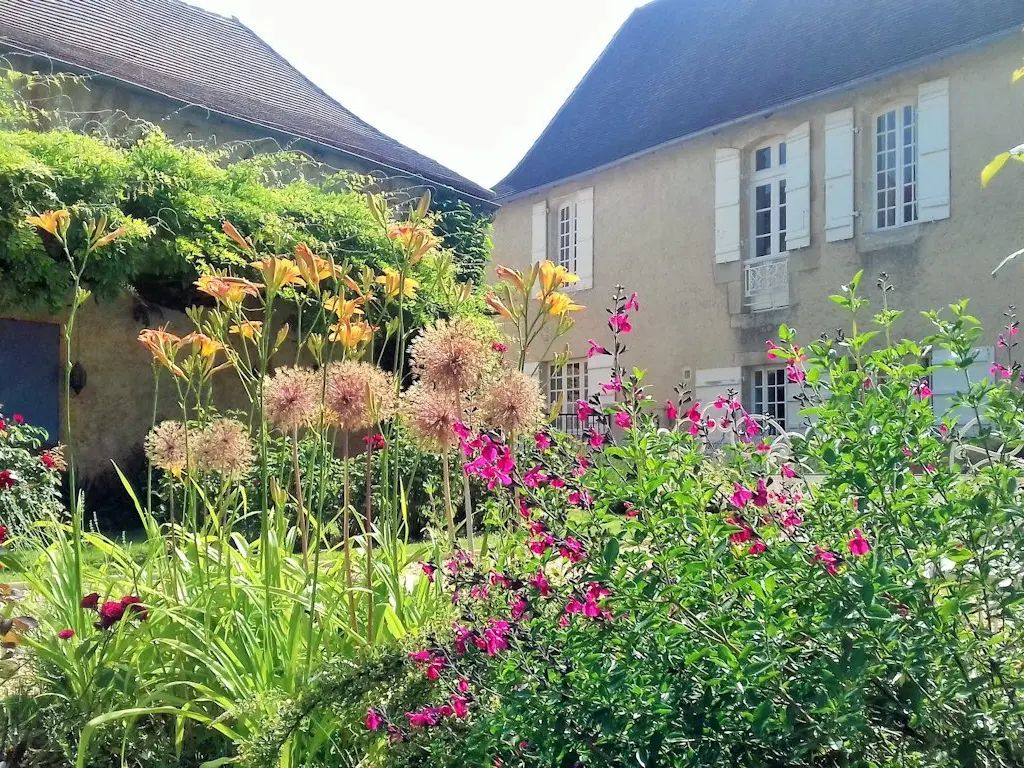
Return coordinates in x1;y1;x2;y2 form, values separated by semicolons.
0;319;60;443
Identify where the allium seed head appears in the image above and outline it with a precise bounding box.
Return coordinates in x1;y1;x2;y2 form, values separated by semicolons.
480;371;545;435
193;418;255;479
263;366;319;433
410;319;489;394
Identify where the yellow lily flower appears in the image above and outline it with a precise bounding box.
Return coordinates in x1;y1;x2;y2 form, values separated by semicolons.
323;294;365;321
538;260;579;294
195;274;262;305
540;291;584;317
251;256;304;294
494;264;526;293
376;267;419;299
294;243;344;288
137;327;186;378
26;210;71;239
329;319;376;349
181;332;223;359
485;291;514;319
229;320;263;341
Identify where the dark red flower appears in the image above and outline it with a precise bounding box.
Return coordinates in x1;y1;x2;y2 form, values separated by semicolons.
41;453;55;469
57;629;75;640
0;526;8;545
97;601;126;629
121;595;147;620
0;471;15;491
80;592;100;610
12;415;23;425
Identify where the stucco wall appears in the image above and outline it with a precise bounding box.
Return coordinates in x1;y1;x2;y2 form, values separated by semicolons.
492;36;1024;408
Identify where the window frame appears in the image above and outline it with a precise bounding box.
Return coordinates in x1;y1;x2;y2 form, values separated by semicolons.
547;359;588;411
554;199;578;274
874;102;918;230
749;365;788;432
748;140;789;261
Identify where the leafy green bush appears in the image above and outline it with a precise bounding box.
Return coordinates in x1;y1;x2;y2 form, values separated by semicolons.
326;275;1024;768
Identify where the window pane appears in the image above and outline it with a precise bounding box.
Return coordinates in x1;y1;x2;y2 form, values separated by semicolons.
756;235;771;258
887;111;896;130
756;210;771;237
778;179;787;205
755;146;771;171
755;183;771;210
778;142;787;166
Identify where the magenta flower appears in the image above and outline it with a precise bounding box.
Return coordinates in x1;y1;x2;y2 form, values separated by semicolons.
751;479;769;508
608;314;632;334
781;509;802;527
576;400;595;421
366;708;384;731
624;502;639;519
765;340;783;360
587;339;610;358
451;694;469;719
685;403;702;422
665;400;678;422
781;463;797;478
420;561;436;583
97;601;127;630
491;341;508;353
534;432;552;450
587;430;605;449
80;592;100;610
470;584;490;601
813;545;839;575
912;380;932;400
748;540;767;556
756;441;770;453
729;483;753;509
457;677;470;693
483;619;510;655
559;536;585;563
453;624;474;655
406;709;439;729
727;516;753;544
601;376;623;394
786;364;805;384
614;411;633;429
511;594;527;620
529;570;551;596
568;489;593;507
990;362;1012;379
565;597;584;615
623;292;640;312
847;528;871;557
528;535;554;556
57;628;75;640
453;421;472;439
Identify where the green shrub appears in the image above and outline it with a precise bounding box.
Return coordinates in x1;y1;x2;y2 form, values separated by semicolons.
0;406;63;536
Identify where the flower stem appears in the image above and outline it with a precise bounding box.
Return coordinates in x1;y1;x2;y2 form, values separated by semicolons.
292;426;308;567
364;440;375;644
441;449;456;549
343;431;356;630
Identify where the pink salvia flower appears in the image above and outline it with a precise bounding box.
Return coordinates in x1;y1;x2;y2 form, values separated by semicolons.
587;339;610;358
511;594;527;621
457;677;470;693
587;429;606;449
912;380;932;400
751;478;769;508
623;293;640;311
576;400;595;421
665;400;678;422
813;545;839;575
781;509;802;527
529;570;551;596
614;411;633;429
366;708;384;731
848;528;871;557
534;432;552;450
781;463;797;478
451;694;469;719
730;483;753;509
559;536;585;563
601;376;623;394
748;540;767;556
608;314;632;334
564;597;584;615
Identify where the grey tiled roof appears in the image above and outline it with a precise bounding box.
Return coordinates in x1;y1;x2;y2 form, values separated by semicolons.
496;0;1024;198
0;0;494;201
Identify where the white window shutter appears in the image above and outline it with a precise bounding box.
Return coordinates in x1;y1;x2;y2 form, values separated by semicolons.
784;122;811;250
917;78;950;222
575;187;594;290
531;201;547;264
587;356;615;405
714;148;741;264
785;378;809;431
931;347;992;427
824;108;855;242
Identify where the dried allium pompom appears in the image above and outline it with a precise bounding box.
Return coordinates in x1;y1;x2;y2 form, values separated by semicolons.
263;366;318;433
194;419;255;479
401;383;462;453
325;361;397;431
480;371;545;435
145;421;190;476
409;319;489;394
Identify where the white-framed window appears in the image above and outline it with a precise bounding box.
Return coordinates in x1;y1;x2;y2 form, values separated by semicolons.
556;201;578;272
750;141;788;259
750;366;787;432
875;104;918;229
548;360;587;410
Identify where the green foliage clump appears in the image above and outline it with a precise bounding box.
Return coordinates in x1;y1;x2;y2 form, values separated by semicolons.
0;406;63;534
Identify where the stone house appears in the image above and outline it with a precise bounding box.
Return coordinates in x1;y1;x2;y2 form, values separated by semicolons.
492;0;1024;433
0;0;493;480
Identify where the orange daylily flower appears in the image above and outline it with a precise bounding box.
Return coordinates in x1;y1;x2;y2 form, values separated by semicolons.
485;291;514;319
323;293;366;321
26;210;71;239
222;220;252;251
329;319;376;349
388;222;439;264
494;264;526;293
251;256;304;294
376;267;419;300
294;243;343;288
539;291;584;317
537;260;579;294
229;320;263;341
138;327;185;378
181;332;223;359
195;274;262;305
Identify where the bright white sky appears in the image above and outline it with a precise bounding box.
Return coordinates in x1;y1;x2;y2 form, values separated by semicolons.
190;0;646;188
